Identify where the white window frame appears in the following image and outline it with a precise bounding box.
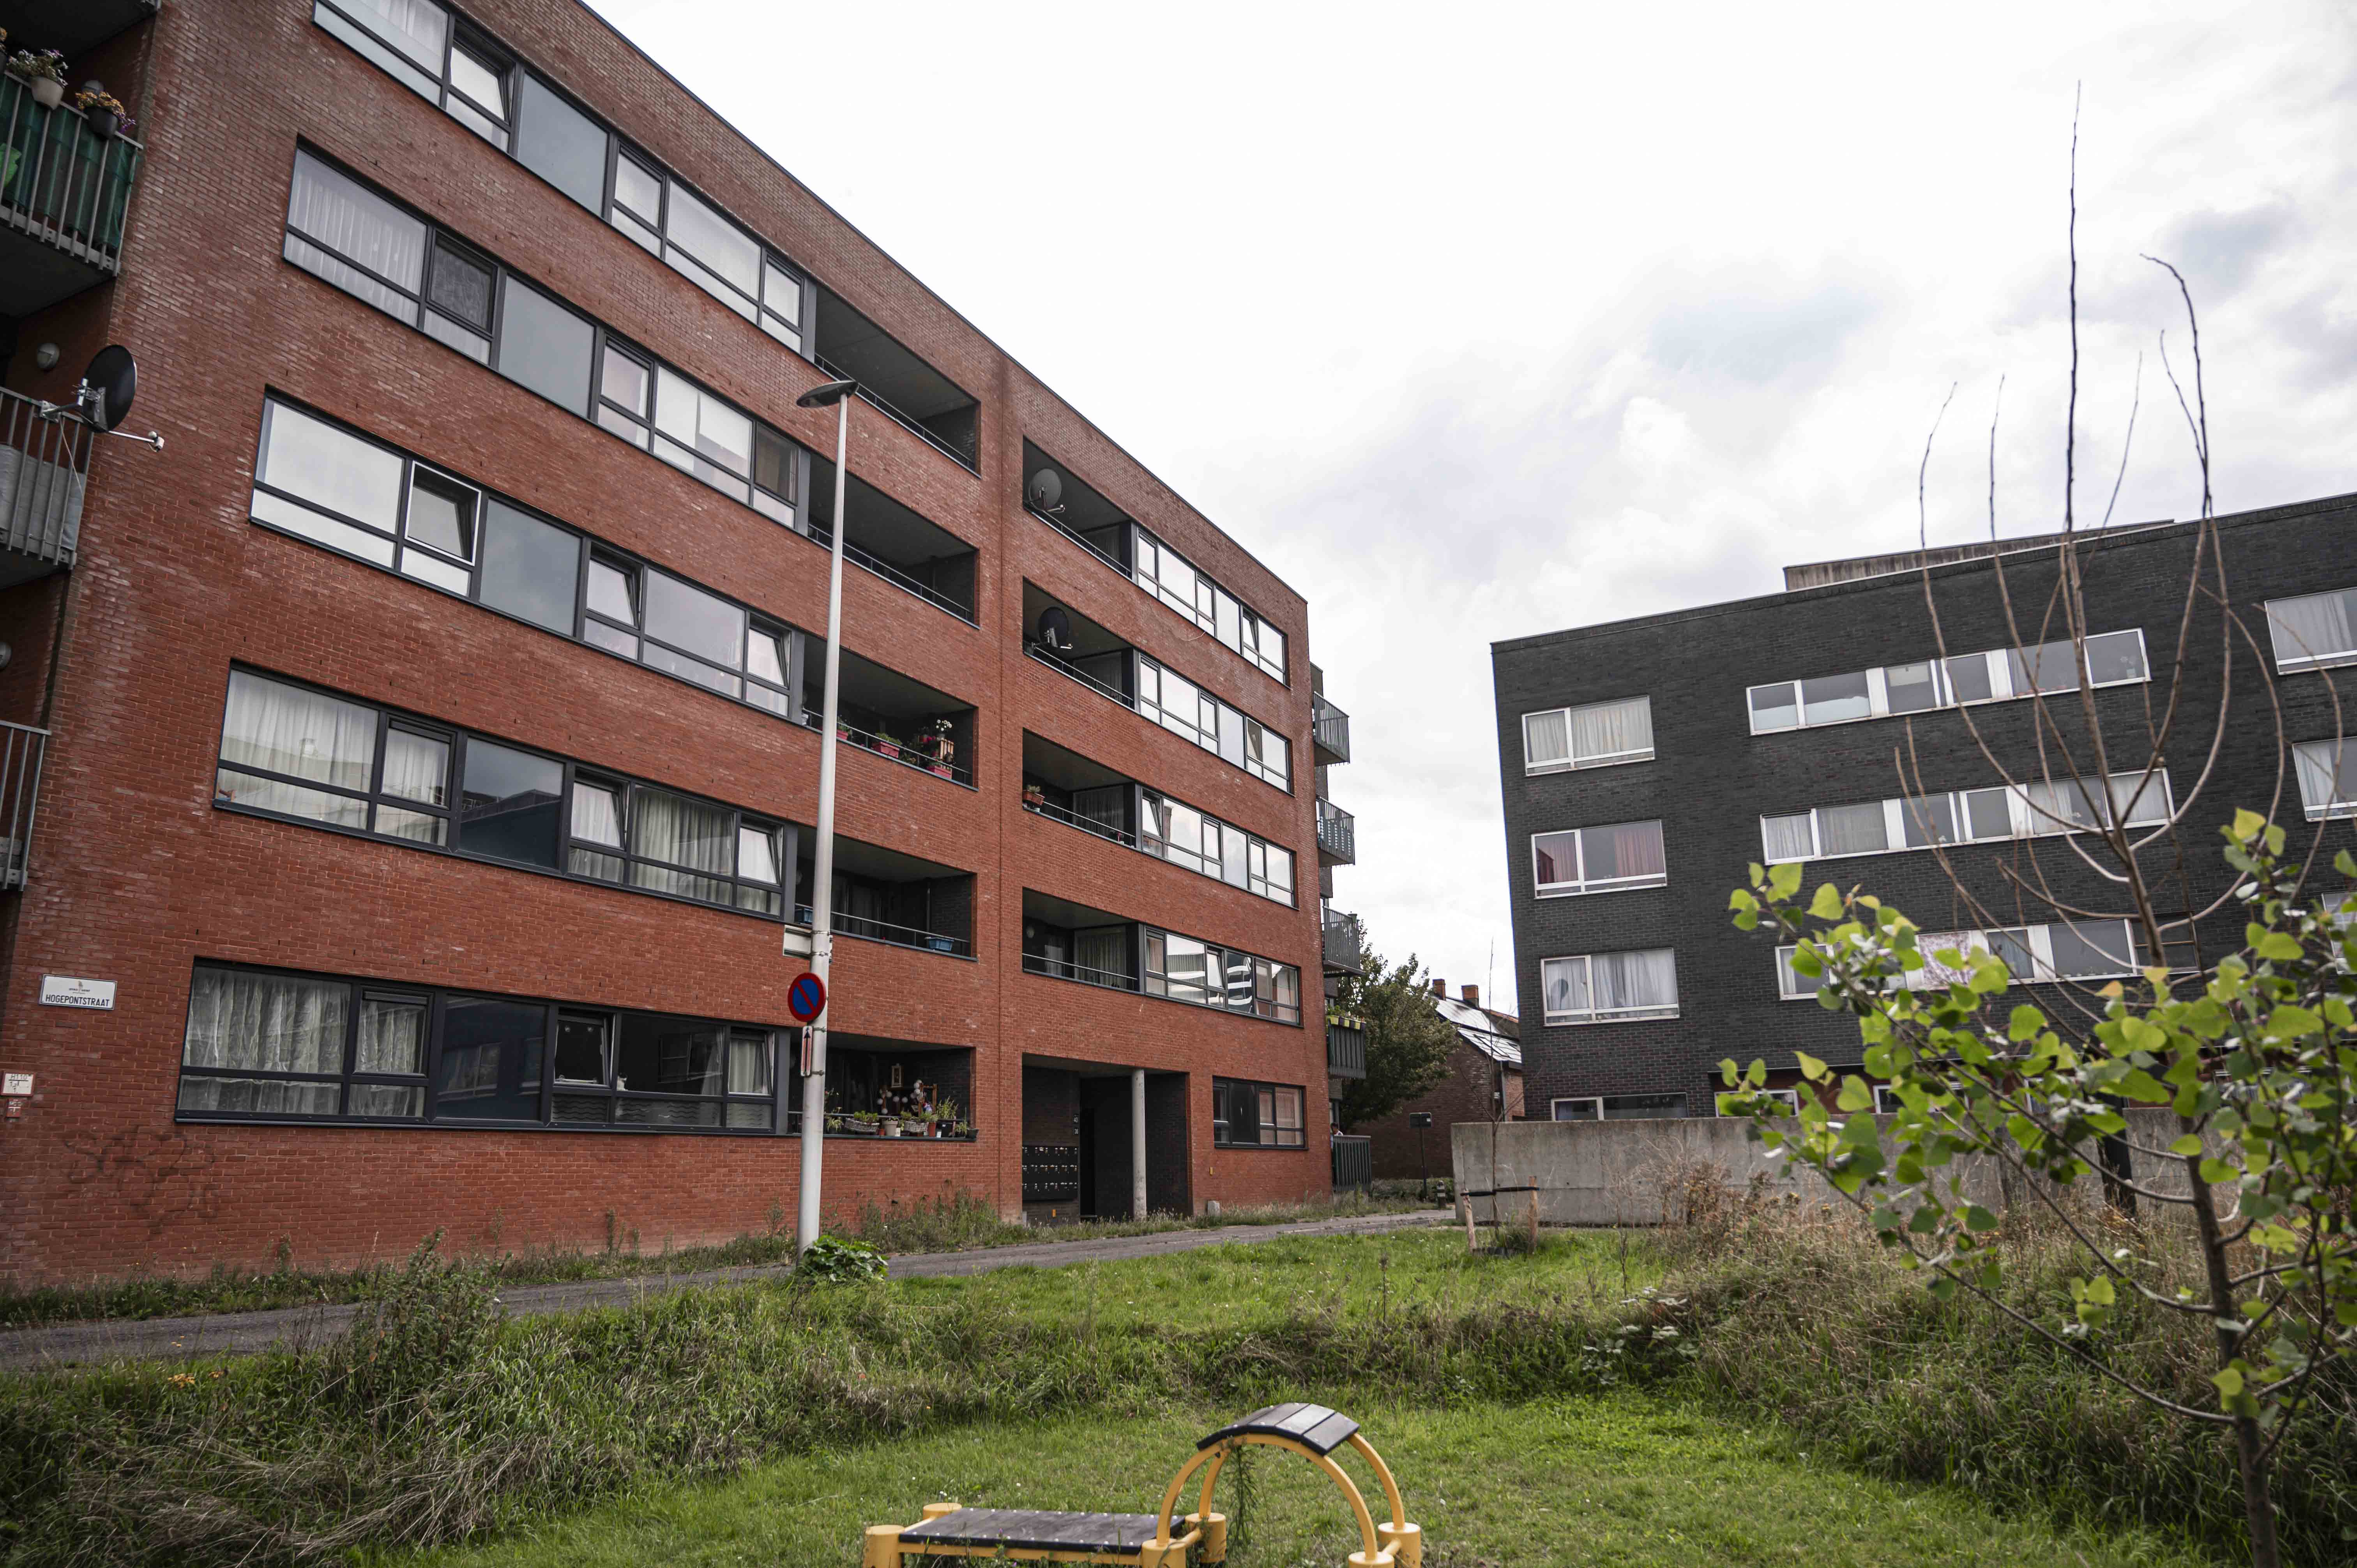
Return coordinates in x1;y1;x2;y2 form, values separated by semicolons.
1760;768;2174;865
2294;738;2357;821
1774;918;2144;1000
1522;696;1655;775
1530;820;1668;898
1747;629;2150;736
1873;1084;1905;1114
1721;1087;1801;1116
1550;1096;1601;1120
1539;950;1680;1027
2264;588;2357;673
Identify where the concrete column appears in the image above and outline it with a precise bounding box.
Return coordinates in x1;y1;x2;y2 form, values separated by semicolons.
1131;1068;1148;1219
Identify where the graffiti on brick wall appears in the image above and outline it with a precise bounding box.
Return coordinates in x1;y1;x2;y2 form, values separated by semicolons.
61;1128;221;1238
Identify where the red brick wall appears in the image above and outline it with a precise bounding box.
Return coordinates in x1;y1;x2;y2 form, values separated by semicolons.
0;0;1328;1284
1362;1041;1521;1182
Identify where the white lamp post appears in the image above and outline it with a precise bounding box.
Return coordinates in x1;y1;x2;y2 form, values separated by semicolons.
793;375;858;1254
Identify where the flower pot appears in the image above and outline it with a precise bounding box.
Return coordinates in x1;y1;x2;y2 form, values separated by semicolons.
30;77;62;109
85;107;117;140
882;1118;901;1137
877;742;900;759
928;763;952;779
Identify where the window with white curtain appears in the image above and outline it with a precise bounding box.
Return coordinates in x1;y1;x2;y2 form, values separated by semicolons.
1540;949;1679;1024
2295;738;2357;819
1531;820;1667;896
1747;630;2150;735
1762;768;2175;862
1524;696;1654;773
2267;588;2357;672
284;148;429;323
177;966;352;1117
1774;918;2145;999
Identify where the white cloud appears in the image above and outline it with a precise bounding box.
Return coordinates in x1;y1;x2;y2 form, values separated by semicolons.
590;0;2357;1014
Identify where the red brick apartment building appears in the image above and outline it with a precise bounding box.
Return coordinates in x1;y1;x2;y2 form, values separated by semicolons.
0;0;1363;1282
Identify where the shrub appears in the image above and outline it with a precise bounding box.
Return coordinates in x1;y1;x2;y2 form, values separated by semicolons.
797;1234;887;1284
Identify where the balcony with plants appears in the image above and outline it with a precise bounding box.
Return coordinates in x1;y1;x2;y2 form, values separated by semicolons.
0;50;143;314
810;648;976;789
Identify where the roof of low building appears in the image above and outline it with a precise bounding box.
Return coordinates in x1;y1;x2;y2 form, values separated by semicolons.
1433;994;1522;1068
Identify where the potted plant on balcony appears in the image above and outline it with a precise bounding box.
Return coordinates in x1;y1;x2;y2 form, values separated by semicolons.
8;50;68;109
913;717;956;779
874;727;901;761
71;85;129;141
1022;783;1047;810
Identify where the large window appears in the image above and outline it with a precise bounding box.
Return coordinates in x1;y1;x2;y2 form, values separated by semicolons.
2270;589;2357;672
1530;820;1666;897
2295;738;2357;820
1774;918;2144;999
313;0;812;352
1747;629;2150;735
1141;931;1301;1023
214;669;798;922
1212;1077;1306;1148
279;155;816;542
1136;788;1294;907
179;961;785;1132
1760;768;2173;863
1551;1094;1687;1121
1131;652;1290;792
1131;524;1287;683
1540;950;1679;1026
250;397;804;726
1523;696;1654;774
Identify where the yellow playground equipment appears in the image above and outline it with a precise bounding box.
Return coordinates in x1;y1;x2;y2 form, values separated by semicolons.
862;1402;1422;1566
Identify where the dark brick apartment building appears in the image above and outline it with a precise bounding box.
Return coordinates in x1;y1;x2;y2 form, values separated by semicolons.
0;0;1365;1282
1493;497;2357;1121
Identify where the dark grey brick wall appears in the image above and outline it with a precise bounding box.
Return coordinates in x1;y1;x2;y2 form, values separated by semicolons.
1491;495;2357;1119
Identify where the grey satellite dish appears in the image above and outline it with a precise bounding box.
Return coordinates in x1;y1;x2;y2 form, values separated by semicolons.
1037;606;1074;652
80;345;136;432
1025;468;1063;513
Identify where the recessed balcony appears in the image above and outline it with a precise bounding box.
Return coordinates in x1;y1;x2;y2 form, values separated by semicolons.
799;837;974;958
817;647;977;789
0;72;143;315
807;457;978;624
813;285;979;472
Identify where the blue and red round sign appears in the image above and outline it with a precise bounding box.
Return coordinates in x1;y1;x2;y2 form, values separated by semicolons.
787;971;827;1024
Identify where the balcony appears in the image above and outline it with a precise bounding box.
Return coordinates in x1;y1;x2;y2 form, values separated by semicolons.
1313;693;1352;766
0;72;143;315
815;649;977;789
1021;888;1140;994
1316;797;1356;865
1021;733;1138;849
0;386;87;578
1326;1017;1367;1080
1331;1133;1372;1192
1021;582;1136;708
797;837;974;958
1322;906;1364;975
813;286;979;472
0;720;45;888
808;457;979;624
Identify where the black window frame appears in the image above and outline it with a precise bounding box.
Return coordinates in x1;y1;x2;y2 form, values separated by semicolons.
177;958;792;1135
1211;1076;1308;1149
212;666;804;927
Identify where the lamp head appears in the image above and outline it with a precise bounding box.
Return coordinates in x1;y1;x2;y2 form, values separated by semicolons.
795;378;860;409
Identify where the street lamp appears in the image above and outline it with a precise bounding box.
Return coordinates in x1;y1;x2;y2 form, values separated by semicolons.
793;376;858;1254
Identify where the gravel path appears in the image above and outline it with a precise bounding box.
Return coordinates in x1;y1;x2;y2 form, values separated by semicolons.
0;1209;1451;1371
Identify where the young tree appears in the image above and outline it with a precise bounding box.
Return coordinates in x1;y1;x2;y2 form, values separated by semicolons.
1719;116;2353;1568
1332;947;1459;1130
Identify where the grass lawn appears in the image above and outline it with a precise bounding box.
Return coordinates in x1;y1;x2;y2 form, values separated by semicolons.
407;1397;2217;1568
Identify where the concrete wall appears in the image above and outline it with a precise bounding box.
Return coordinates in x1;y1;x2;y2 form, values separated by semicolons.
1452;1110;2210;1227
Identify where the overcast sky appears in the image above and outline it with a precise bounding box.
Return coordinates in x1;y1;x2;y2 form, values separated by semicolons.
590;0;2357;1015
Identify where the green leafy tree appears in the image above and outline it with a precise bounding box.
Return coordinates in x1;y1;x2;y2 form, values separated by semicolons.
1332;946;1459;1131
1723;823;2354;1568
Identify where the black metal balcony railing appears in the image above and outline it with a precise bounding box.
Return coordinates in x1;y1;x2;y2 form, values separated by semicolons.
794;903;970;958
815;353;979;473
1022;950;1138;993
1326;1019;1367;1080
1316;797;1356;864
0;74;142;286
1026;641;1134;711
831;717;973;788
1313;694;1351;765
1331;1133;1373;1193
0;387;89;568
0;720;48;889
1022;795;1138;849
1322;906;1364;973
804;519;976;625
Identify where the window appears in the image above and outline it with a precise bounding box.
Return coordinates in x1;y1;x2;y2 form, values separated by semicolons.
1125;652;1291;793
422;235;495;361
1124;525;1288;682
1540;949;1679;1025
1121;925;1297;1023
1551;1094;1687;1120
2266;588;2357;672
214;670;801;922
1531;820;1666;897
1213;1077;1306;1147
1137;788;1296;907
250;399;809;727
1747;630;2149;735
1761;768;2175;862
1775;918;2144;998
1523;696;1654;773
180;961;789;1133
2295;738;2357;820
513;72;607;212
654;368;754;503
284;148;429;324
1724;1088;1803;1116
495;278;595;417
314;2;515;149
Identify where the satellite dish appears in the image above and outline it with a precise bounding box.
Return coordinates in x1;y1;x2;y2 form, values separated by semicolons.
1037;606;1074;652
1025;468;1063;513
80;345;136;432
